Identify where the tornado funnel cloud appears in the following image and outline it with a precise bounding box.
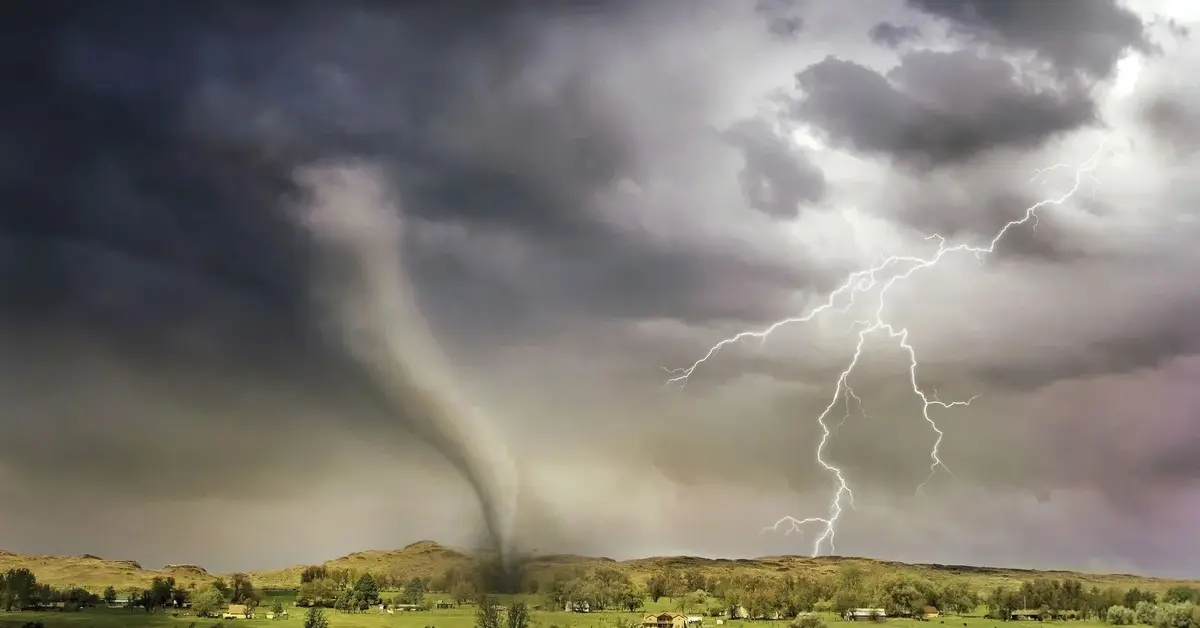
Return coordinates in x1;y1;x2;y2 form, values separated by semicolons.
292;162;518;566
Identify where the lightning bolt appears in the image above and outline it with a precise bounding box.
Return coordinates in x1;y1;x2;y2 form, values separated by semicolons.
666;144;1105;557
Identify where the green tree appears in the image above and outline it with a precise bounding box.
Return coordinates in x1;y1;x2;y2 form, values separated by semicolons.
647;569;681;603
354;573;381;605
3;568;37;611
477;595;503;628
1125;588;1157;608
171;584;189;608
229;573;257;604
149;576;174;610
298;578;337;608
680;589;708;614
621;584;645;612
102;586;117;605
507;600;530;628
192;585;226;618
938;581;976;615
272;599;285;617
304;607;331;628
1165;588;1200;604
402;577;428;605
301;566;329;584
876;575;932;618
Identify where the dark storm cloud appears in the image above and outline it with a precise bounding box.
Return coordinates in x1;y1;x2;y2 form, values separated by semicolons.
1142;95;1200;156
868;22;921;49
755;0;805;41
2;0;833;568
905;0;1152;78
789;51;1098;168
724;118;826;220
0;0;674;534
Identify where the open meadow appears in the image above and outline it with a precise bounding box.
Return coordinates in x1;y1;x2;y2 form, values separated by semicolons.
0;608;1114;628
1;542;1197;628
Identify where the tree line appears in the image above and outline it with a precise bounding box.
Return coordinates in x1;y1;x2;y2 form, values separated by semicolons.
0;568;101;612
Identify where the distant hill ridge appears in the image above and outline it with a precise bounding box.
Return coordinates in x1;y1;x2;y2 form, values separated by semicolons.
0;541;1195;593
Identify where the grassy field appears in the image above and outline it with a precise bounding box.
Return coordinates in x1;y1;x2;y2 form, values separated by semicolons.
3;541;1197;595
0;608;1116;628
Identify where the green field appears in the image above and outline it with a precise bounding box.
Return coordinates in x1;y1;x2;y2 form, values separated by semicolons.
0;608;1112;628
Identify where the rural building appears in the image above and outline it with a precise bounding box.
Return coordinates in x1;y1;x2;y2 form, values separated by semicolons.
1010;610;1046;621
436;600;456;609
922;607;940;620
565;601;591;613
394;604;421;611
223;604;254;619
844;608;887;622
643;612;688;628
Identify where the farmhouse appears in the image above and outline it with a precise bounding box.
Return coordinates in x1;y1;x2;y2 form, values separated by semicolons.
922;606;940;620
223;604;254;619
844;608;887;622
643;612;688;628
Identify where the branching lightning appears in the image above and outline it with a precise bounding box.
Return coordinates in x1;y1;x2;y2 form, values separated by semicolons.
664;145;1105;557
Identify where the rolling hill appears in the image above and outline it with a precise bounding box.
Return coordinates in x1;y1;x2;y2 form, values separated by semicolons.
2;541;1197;594
0;549;217;592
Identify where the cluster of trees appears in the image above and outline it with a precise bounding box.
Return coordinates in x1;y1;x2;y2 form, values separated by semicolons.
983;581;1200;623
187;572;270;618
296;566;429;611
1;568;101;611
540;566;646;612
476;598;530;628
1103;587;1200;628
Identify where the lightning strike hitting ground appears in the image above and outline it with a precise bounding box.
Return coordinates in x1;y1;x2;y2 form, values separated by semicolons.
665;145;1105;557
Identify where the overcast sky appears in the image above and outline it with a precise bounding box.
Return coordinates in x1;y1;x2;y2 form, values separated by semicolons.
3;0;1200;577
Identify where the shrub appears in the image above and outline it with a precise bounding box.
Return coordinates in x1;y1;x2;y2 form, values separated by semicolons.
1138;601;1160;624
1107;605;1136;625
304;607;331;628
794;614;827;628
1152;602;1198;628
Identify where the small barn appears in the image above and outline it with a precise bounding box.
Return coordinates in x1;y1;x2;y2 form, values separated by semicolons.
922;606;940;620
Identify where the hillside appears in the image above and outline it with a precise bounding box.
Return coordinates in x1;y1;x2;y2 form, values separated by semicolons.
0;549;217;592
246;543;1200;592
3;541;1198;594
247;540;477;589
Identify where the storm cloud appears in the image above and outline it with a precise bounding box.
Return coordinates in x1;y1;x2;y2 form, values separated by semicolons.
790;51;1098;168
3;0;1200;578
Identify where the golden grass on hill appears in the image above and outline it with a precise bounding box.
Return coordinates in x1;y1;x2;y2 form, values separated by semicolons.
0;550;216;592
2;541;1197;594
